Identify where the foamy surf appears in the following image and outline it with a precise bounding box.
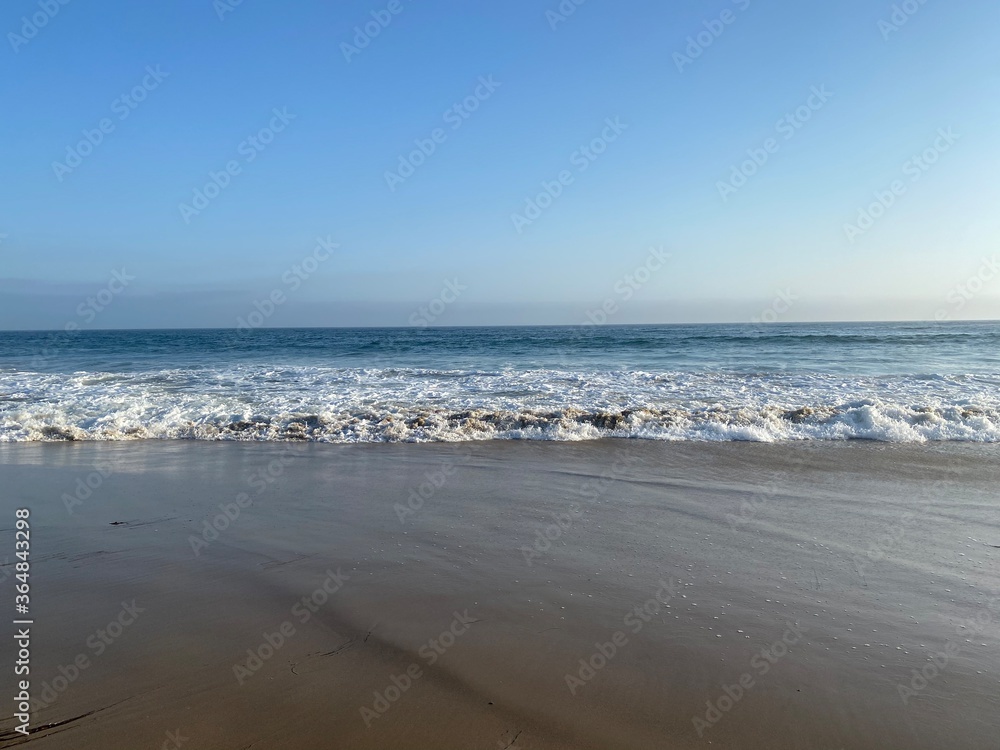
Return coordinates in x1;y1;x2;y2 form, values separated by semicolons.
2;369;999;443
3;324;999;443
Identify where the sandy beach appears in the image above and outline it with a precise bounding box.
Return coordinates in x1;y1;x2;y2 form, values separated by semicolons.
6;0;1000;744
1;439;998;749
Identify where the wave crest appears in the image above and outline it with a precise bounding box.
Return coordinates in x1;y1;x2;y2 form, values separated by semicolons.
5;401;1000;443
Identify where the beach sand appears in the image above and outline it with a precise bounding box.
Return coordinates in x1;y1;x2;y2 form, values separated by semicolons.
1;440;998;749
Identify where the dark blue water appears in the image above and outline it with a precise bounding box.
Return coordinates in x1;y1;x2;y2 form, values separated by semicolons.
3;322;1000;374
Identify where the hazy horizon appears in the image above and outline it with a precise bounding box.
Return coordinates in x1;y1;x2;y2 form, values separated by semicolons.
3;309;1000;333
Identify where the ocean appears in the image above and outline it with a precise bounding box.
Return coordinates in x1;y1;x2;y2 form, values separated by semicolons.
1;322;999;442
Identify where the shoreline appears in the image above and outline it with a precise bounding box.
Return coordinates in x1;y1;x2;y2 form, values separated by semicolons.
1;440;998;748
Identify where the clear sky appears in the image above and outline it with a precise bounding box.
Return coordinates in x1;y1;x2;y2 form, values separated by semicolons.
2;0;999;329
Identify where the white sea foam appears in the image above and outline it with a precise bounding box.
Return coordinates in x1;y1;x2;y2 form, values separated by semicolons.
2;366;999;443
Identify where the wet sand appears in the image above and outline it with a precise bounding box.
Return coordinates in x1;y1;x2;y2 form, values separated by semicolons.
0;439;998;749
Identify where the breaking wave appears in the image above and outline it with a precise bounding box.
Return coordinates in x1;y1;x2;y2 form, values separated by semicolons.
2;366;999;443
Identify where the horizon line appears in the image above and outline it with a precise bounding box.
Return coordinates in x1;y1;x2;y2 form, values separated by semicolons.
2;318;999;334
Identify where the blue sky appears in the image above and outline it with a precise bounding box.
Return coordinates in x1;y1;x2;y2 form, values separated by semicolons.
2;0;999;328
